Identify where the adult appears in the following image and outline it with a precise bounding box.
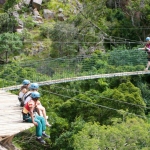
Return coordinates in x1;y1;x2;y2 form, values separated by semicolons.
139;37;150;71
22;91;50;144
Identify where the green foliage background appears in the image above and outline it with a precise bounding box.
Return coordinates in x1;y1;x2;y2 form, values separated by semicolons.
1;0;150;149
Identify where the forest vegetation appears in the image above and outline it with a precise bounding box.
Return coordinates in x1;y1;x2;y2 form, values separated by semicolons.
1;0;150;149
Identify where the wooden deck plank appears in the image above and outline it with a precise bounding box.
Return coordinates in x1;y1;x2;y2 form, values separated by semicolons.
0;90;34;141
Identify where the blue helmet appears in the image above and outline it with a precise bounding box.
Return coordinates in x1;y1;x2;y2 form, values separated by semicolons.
30;83;39;90
31;91;40;99
22;79;30;85
146;37;150;41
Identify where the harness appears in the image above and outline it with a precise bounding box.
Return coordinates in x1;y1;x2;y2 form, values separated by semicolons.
22;112;30;121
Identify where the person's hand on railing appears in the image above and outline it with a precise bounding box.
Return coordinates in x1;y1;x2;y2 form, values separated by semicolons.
138;48;145;50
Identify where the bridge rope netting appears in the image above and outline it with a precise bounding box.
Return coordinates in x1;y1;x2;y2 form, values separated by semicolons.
0;48;150;90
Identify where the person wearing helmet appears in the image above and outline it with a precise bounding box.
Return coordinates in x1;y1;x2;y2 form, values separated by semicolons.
22;91;50;144
139;37;150;71
23;83;51;127
18;79;30;107
22;79;31;85
22;83;39;105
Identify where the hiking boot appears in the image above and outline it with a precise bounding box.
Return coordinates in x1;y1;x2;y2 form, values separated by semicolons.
42;133;50;138
36;137;46;144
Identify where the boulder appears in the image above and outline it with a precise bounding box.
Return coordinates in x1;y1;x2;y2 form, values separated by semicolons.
33;8;40;16
33;0;42;5
16;20;24;33
43;9;54;20
32;0;42;10
57;13;65;21
18;20;24;27
58;8;63;13
16;28;23;33
14;4;21;11
33;8;43;23
23;0;31;5
12;11;19;19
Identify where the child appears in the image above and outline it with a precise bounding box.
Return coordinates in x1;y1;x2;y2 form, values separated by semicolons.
24;83;51;127
22;91;50;144
18;79;30;107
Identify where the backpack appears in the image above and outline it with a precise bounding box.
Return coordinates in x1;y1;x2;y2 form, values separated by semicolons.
20;91;32;107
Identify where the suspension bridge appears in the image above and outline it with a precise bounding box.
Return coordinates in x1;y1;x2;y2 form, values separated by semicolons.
0;50;150;149
1;70;150;91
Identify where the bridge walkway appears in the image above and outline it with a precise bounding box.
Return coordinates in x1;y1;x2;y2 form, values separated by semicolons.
1;70;150;91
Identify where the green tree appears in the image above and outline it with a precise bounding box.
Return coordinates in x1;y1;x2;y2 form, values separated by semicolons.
99;81;146;124
40;22;79;57
0;62;50;87
3;0;21;11
0;13;17;33
51;117;85;150
73;118;150;150
0;32;23;62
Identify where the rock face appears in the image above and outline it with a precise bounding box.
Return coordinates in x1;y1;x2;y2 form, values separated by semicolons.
0;0;5;4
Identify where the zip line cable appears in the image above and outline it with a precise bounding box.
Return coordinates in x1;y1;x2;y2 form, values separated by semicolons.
1;16;142;44
46;85;148;109
18;31;141;45
3;40;144;44
0;25;144;45
9;49;145;66
40;89;146;119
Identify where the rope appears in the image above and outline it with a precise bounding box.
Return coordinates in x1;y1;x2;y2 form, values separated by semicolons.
49;85;148;109
0;49;149;89
40;89;146;119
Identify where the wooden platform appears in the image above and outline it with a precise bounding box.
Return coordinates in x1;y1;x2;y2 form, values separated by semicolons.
0;90;34;143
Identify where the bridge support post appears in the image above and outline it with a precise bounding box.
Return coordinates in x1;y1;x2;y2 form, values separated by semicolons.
0;135;19;150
